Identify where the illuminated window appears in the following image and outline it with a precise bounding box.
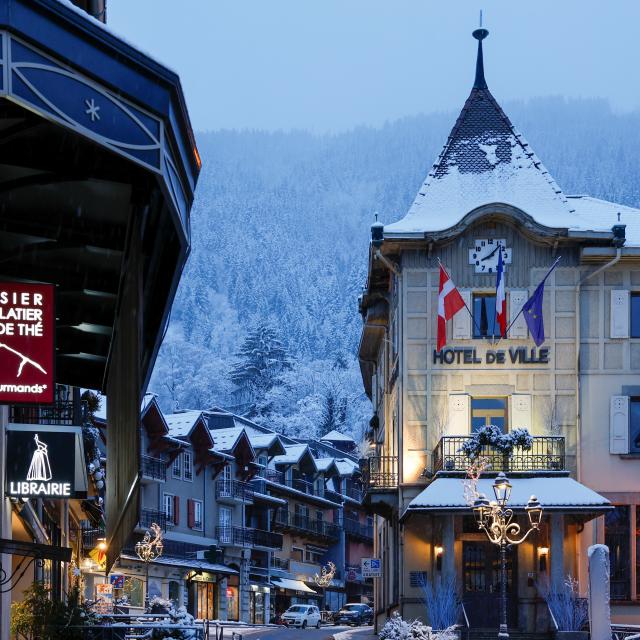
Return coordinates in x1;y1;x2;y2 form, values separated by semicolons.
472;294;498;339
471;398;507;433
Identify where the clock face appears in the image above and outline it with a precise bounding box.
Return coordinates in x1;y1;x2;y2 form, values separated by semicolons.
468;238;512;274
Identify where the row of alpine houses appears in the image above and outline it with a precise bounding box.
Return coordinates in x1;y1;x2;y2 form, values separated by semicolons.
81;396;372;623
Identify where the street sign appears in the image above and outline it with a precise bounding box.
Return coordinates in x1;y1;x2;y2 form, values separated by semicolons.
0;283;54;403
361;557;381;578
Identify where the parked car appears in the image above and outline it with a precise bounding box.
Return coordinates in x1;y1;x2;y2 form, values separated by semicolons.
282;604;322;628
333;603;374;626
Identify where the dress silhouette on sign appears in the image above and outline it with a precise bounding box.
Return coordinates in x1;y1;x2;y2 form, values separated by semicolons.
26;434;52;482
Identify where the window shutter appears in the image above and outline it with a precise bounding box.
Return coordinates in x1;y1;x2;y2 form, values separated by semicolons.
173;495;180;525
509;290;529;339
610;396;630;454
510;394;532;430
187;499;195;528
448;394;470;434
611;290;630;338
453;291;471;339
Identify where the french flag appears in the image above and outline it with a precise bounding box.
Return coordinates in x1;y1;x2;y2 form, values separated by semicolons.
495;247;506;337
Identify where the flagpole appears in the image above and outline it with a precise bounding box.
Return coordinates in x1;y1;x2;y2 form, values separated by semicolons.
493;256;562;349
437;258;482;338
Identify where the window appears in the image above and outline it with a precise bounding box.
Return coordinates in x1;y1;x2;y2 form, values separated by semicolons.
218;506;232;543
473;294;498;339
630;398;640;454
172;455;181;479
471;398;507;433
314;477;324;497
291;547;304;562
163;493;175;523
605;506;631;600
631;293;640;338
113;576;144;608
183;451;193;482
188;499;203;530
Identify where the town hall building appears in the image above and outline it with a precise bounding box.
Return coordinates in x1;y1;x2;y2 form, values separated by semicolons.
359;28;640;631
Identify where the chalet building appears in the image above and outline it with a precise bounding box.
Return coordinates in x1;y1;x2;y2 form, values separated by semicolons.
359;29;640;631
0;0;198;633
83;400;372;622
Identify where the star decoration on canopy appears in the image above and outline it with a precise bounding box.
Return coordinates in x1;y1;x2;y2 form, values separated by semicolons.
84;98;101;122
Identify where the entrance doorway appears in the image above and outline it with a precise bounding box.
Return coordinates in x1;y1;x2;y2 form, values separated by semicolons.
462;541;518;629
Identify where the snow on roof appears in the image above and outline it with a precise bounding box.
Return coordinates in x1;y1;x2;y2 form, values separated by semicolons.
314;458;337;473
248;432;285;452
209;426;245;452
164;411;204;437
320;429;356;443
334;458;359;476
383;52;640;244
270;577;317;594
120;554;237;575
406;476;610;513
273;444;310;466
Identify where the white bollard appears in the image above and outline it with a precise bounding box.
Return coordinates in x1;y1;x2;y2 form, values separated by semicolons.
587;544;611;640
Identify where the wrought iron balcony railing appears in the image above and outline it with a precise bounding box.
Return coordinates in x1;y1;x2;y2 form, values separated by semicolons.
273;509;341;541
215;479;255;503
363;456;398;491
139;509;169;531
344;518;373;541
140;455;166;482
215;525;283;550
432;435;566;473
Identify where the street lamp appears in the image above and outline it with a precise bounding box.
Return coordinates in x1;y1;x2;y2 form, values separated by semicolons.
472;473;542;640
135;523;164;610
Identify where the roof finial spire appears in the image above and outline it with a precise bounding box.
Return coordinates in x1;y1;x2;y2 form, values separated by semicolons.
472;14;489;90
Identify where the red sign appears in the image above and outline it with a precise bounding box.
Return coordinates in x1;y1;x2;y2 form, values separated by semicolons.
0;284;54;404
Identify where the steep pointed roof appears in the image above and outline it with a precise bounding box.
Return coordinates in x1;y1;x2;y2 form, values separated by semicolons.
385;29;578;236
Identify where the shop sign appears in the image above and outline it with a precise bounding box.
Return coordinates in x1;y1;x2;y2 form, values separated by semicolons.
0;283;54;403
5;425;88;499
110;574;125;588
361;558;381;578
433;347;549;366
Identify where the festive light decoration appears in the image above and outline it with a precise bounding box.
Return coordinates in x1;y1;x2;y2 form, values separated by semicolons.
135;523;164;609
314;561;336;587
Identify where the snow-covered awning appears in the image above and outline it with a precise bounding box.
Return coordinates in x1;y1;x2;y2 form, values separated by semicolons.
120;554;238;575
404;476;611;518
270;577;318;594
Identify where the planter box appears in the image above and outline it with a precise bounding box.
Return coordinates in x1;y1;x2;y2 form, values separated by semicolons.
555;631;588;640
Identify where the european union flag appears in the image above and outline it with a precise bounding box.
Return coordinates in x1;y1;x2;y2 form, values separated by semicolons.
522;257;561;346
522;281;546;346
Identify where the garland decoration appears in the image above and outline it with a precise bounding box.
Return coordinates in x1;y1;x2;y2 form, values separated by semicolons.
459;426;534;459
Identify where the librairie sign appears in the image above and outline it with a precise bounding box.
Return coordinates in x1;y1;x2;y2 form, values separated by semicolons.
0;283;54;403
5;425;87;499
433;346;550;365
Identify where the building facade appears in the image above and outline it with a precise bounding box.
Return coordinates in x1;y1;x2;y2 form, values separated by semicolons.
359;29;639;630
82;400;372;622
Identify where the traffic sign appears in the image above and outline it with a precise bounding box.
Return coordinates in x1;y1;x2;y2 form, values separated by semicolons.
361;557;381;578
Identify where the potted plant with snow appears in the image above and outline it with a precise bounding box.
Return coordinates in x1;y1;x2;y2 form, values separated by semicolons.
540;576;589;640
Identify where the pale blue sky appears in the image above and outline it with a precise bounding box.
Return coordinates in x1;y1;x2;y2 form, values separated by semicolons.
108;1;640;133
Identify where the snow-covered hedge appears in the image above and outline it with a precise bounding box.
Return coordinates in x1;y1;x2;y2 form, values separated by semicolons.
379;613;432;640
459;425;533;459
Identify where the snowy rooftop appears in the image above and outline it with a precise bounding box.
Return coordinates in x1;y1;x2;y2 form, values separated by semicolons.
335;458;360;476
314;457;338;473
384;32;640;245
406;476;610;514
273;444;312;466
164;411;204;437
209;426;245;452
320;429;356;443
247;432;286;455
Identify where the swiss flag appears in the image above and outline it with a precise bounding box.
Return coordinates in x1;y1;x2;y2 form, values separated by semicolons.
437;263;466;351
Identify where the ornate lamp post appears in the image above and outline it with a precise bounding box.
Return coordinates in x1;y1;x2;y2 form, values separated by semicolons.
135;523;164;609
472;473;543;640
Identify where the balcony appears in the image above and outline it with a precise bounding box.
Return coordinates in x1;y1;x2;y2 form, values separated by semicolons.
215;526;283;550
363;456;398;491
432;436;566;474
10;400;87;426
139;509;168;531
140;456;166;483
215;479;255;504
344;518;373;542
273;510;341;542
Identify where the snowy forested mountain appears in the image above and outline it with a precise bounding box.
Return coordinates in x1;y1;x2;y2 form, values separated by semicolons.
150;97;640;441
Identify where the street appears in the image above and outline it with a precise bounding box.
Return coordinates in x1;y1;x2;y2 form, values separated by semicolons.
232;624;375;640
